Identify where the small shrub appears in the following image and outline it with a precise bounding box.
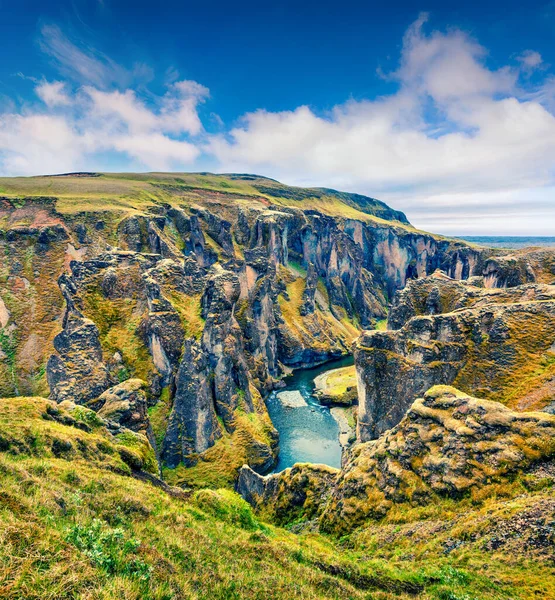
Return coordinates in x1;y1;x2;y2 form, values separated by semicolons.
65;519;152;581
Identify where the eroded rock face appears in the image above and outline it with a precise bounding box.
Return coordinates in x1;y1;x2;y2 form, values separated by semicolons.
356;277;555;441
237;386;555;536
236;463;339;525
161;341;221;467
47;288;114;405
88;378;150;435
320;386;555;534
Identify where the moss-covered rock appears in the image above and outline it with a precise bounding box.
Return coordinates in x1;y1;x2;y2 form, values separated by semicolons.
356;278;555;441
313;365;358;406
236;462;340;526
320;386;555;534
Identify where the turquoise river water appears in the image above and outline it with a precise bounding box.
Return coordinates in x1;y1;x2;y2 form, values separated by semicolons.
266;355;354;472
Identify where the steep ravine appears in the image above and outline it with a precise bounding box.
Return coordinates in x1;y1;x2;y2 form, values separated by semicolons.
237;264;555;540
0;172;549;486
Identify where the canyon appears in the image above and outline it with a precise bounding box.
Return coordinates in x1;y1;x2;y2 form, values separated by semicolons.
1;171;554;599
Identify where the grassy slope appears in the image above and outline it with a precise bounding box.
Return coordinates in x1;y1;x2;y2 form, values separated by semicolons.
0;395;507;600
0;172;423;232
1;397;554;599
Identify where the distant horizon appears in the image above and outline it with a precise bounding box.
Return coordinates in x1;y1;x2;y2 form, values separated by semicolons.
1;168;554;237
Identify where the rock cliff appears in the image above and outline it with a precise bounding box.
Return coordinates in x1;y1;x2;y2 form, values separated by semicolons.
238;385;555;537
356;275;555;441
0;172;544;483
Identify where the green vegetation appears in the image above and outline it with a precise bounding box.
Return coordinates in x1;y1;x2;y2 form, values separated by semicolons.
2;395;552;598
167;291;205;340
375;318;388;331
314;365;357;405
0;396;431;600
164;409;275;489
81;291;156;383
278;276;360;353
0;172;433;232
147;387;172;449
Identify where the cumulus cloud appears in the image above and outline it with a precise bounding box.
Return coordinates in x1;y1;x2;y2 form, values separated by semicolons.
207;14;555;233
1;16;555;234
0;78;207;174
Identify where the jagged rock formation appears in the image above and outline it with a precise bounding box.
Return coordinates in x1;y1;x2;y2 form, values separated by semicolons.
356;275;555;441
236;462;339;526
0;172;550;481
321;386;555;534
238;386;555;536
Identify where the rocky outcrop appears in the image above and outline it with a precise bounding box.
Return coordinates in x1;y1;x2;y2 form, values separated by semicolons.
161;341;221;467
356;278;555;441
388;271;555;330
237;386;555;536
320;386;555;534
236;462;339;525
313;364;358;406
87;378;150;435
47;274;114;404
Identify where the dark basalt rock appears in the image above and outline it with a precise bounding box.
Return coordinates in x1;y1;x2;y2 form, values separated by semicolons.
47;307;114;404
356;276;555;441
300;263;318;316
162;341;221;467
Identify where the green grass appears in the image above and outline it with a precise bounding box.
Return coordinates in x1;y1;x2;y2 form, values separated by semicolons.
0;396;439;599
0;172;448;239
375;318;388;331
1;396;554;599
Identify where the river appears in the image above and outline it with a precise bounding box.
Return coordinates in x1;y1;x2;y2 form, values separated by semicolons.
265;355;354;472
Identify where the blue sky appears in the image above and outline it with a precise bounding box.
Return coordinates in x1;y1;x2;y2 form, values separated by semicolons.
1;0;554;235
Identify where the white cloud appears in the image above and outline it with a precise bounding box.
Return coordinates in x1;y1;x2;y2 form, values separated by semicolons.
517;50;543;70
35;81;71;107
111;133;200;170
0;76;208;174
0;113;83;174
208;15;555;234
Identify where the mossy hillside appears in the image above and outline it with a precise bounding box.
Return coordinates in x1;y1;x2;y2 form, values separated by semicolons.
452;301;555;408
0;397;157;475
81;288;156;384
0;395;472;600
164;291;204;340
237;385;555;597
345;487;555;600
0;196;144;397
0;172;414;227
0;228;67;397
277;275;360;360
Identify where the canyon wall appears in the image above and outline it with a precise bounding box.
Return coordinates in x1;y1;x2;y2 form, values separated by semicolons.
0;174;532;479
